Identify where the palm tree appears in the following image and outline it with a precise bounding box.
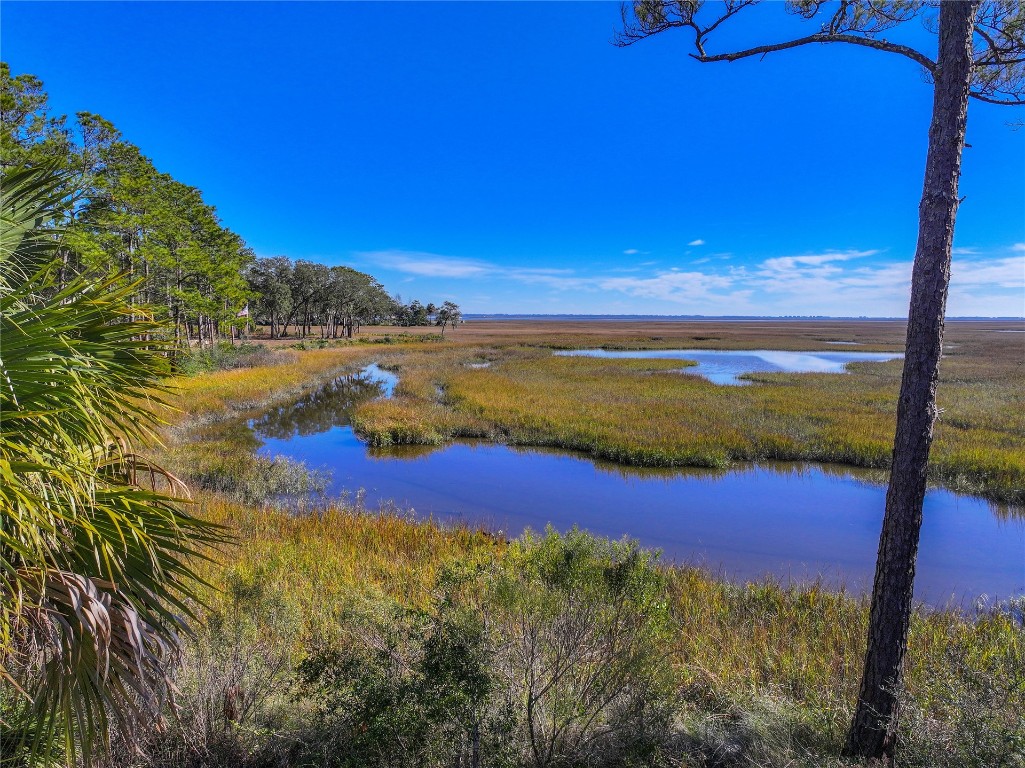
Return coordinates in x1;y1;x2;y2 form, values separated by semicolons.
1;166;224;765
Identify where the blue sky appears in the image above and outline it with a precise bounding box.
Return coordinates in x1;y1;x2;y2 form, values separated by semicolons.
3;1;1023;316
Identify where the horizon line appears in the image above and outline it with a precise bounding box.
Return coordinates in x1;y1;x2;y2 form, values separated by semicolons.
462;314;1025;322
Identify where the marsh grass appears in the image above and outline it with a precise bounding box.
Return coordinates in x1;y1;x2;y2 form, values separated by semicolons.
126;322;1024;767
177;341;283;374
348;328;1024;503
148;346;383;509
156;345;405;501
114;498;1024;768
103;496;504;768
165;345;380;420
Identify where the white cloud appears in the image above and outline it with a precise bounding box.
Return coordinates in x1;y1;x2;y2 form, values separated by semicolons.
599;271;736;302
747;250;884;302
505;272;590;291
728;249;1022;317
358;250;493;278
952;255;1025;289
623;248;640;255
688;239;706;246
356;245;1024;317
360;250;581;288
759;249;877;274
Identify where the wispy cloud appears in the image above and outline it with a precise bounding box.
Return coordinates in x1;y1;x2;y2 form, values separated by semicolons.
623;248;639;255
748;250;882;296
688;239;705;246
359;250;493;278
360;250;576;284
952;255;1025;289
599;271;741;302
356;245;1024;317
759;249;877;272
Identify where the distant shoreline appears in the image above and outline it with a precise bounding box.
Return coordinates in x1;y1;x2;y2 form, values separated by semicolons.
463;314;1025;322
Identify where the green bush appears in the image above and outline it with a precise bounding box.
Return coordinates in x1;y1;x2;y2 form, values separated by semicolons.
179;342;280;374
105;569;307;768
95;525;1025;768
291;528;678;768
484;527;677;767
897;619;1025;768
291;338;339;350
294;598;507;768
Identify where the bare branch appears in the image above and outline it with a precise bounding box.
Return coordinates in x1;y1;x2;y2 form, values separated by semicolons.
688;31;937;72
695;0;756;42
968;5;1025;100
617;2;936;72
973;23;1025;65
975;58;1025;66
969;91;1025;105
617;1;1025;105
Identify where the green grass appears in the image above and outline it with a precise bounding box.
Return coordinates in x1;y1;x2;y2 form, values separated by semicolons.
165;344;371;417
125;325;1024;767
348;334;1024;504
129;494;1023;768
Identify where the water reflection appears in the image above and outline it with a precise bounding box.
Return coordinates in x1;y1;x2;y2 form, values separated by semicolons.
251;363;397;440
243;364;1024;605
556;348;904;386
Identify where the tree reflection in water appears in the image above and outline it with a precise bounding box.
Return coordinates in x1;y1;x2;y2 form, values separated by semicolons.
250;369;389;440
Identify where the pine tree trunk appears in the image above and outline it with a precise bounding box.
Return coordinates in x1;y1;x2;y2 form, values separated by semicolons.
844;1;976;759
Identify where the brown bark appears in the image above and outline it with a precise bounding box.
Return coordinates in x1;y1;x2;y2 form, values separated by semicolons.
844;1;978;759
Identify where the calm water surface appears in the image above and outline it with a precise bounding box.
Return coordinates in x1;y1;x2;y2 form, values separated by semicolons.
556;348;904;385
250;364;1023;605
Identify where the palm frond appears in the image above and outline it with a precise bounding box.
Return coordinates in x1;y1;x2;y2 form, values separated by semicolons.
0;165;71;288
1;165;228;765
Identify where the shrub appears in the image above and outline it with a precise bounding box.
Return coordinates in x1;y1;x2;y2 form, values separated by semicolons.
483;527;678;767
289;528;678;768
897;614;1025;768
179;342;283;374
186;447;330;507
293;600;508;768
104;569;305;768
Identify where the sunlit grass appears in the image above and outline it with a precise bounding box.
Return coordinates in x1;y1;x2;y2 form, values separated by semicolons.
349;331;1024;503
183;496;1023;759
190;494;502;635
139;323;1024;766
166;344;380;419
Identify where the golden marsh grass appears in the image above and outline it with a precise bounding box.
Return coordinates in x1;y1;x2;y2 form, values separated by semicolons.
145;321;1024;765
349;321;1024;503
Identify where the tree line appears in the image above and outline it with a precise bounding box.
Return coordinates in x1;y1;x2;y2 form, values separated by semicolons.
248;256;462;339
0;63;460;350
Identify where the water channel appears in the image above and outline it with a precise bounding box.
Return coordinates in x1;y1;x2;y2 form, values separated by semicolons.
249;362;1024;606
556;348;905;385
